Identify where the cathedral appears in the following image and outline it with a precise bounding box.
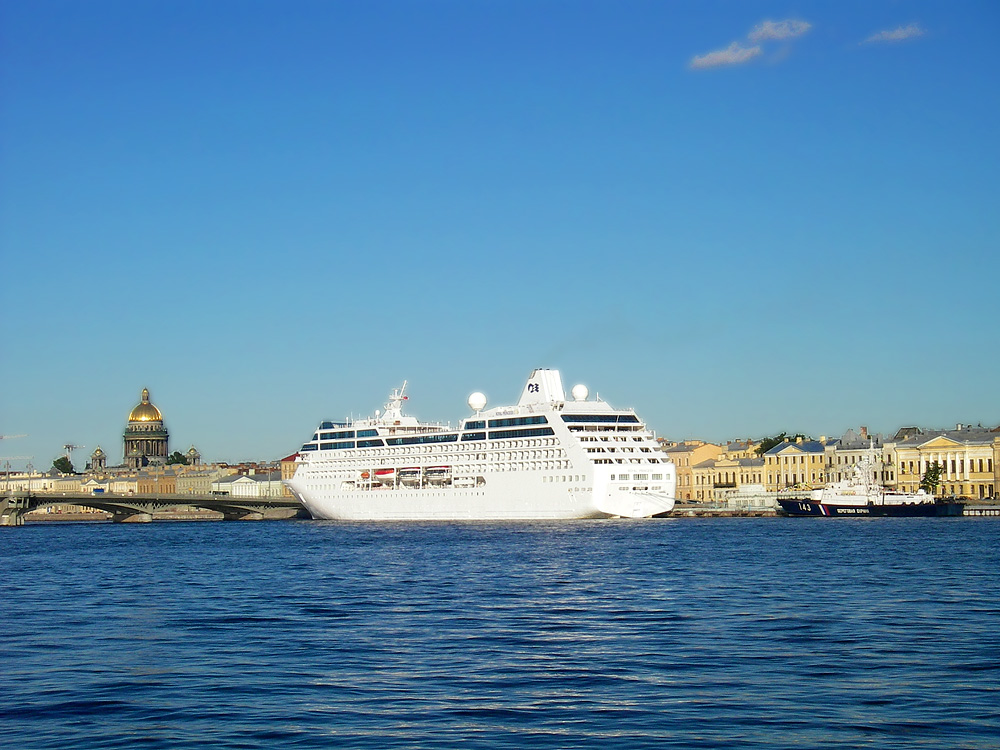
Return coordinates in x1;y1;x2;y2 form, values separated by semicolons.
81;388;202;473
123;387;170;469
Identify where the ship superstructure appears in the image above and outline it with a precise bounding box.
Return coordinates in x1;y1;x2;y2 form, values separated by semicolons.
286;369;676;520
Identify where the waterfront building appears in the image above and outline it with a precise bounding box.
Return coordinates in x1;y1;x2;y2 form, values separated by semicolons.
886;426;999;499
80;477;109;494
723;440;758;460
175;466;237;495
123;388;169;469
658;441;723;501
136;469;176;495
764;437;837;491
211;471;283;498
825;427;895;486
658;439;761;502
690;455;766;503
280;453;299;498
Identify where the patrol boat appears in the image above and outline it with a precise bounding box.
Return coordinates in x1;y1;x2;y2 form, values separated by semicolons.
776;448;964;517
286;369;676;520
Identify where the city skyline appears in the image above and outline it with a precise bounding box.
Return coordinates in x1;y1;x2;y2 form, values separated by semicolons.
3;379;997;472
2;1;998;469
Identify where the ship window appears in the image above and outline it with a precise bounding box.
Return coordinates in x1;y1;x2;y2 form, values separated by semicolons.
488;427;555;441
357;439;384;448
465;420;486;430
461;432;486;441
561;414;641;424
386;433;459;446
488;416;549;428
301;444;318;452
321;430;355;440
357;429;379;438
321;441;354;450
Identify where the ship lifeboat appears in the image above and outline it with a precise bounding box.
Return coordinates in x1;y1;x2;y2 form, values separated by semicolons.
425;466;452;485
374;468;396;485
398;468;421;486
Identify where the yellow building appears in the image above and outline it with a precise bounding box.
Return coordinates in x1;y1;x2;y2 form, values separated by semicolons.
280;453;299;498
887;426;999;499
659;441;723;501
692;455;765;502
722;440;758;460
136;468;178;494
764;438;835;491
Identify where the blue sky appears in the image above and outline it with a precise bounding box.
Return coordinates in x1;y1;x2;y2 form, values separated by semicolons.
2;1;998;469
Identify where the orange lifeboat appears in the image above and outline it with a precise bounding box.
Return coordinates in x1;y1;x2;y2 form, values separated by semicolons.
374;468;396;485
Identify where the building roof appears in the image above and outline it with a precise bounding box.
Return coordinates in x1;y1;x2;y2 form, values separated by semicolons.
249;472;282;482
893;426;997;448
765;439;834;456
837;428;885;450
128;388;163;423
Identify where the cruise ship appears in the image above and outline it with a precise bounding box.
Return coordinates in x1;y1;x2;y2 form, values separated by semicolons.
286;369;677;520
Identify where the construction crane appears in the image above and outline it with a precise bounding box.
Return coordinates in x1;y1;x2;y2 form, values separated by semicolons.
62;443;85;458
1;434;28;440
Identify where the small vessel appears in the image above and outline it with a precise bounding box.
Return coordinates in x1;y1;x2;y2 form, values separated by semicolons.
373;468;396;485
424;466;451;485
397;468;421;487
776;447;964;517
285;369;677;520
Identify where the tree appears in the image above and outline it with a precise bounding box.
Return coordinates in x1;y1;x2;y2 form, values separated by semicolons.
52;456;74;474
920;461;943;495
166;451;189;466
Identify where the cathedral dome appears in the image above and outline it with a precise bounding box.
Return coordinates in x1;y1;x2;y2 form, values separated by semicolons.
129;388;162;422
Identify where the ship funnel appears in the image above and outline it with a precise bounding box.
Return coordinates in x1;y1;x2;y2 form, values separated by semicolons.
517;369;565;407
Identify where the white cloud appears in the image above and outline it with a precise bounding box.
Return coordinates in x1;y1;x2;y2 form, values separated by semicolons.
689;42;762;70
864;23;926;44
748;19;812;42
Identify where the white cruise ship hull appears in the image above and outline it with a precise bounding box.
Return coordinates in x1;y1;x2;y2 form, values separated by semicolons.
287;473;674;521
285;369;676;521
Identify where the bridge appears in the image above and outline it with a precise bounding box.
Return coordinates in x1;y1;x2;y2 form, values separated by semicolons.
1;490;306;526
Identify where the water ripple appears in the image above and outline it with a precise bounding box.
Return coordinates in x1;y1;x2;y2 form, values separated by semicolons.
1;518;998;748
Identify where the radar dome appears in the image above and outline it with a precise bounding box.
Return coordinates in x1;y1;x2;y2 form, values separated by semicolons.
571;384;589;401
468;392;488;412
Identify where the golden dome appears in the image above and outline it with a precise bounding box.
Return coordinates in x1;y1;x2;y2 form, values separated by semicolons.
129;388;162;422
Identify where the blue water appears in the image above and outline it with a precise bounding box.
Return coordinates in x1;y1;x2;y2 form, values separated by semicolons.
1;518;998;749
